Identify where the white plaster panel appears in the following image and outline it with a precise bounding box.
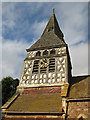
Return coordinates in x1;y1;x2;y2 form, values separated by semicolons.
28;68;31;71
61;47;66;54
62;78;65;82
40;80;42;83
32;75;34;79
63;64;65;68
62;73;65;77
26;71;29;74
59;58;62;61
35;75;38;79
60;68;63;72
28;61;31;64
48;73;52;78
22;80;25;84
27;76;30;79
43;79;46;83
31;80;34;83
26;80;29;84
25;64;28;68
57;78;60;82
62;59;65;64
23;76;26;79
43;74;47;78
57;65;60;69
52;73;55;77
35;80;38;83
52;79;55;83
48;79;51;83
40;74;42;78
57;73;61;77
57;61;60;64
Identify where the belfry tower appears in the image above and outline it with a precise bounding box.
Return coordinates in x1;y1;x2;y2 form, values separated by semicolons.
19;10;72;87
2;10;72;120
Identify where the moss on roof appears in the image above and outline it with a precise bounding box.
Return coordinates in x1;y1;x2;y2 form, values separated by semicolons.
69;75;90;98
7;93;62;113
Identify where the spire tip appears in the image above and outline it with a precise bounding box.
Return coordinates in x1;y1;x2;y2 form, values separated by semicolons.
53;8;55;14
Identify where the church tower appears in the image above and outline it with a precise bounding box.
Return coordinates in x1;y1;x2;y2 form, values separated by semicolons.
2;10;72;120
19;10;72;88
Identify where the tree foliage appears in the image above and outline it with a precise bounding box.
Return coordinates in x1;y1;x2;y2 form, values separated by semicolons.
1;76;19;105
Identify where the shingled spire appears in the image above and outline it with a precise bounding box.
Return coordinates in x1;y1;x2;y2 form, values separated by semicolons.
41;9;64;39
27;10;66;51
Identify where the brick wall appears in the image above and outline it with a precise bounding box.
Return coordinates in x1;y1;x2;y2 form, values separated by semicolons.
67;101;88;119
22;86;62;95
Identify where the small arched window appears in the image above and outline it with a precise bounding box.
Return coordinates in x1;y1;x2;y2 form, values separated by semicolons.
36;51;41;56
50;49;55;55
43;50;48;56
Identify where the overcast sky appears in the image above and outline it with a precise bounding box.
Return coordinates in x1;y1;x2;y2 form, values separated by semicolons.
1;2;88;80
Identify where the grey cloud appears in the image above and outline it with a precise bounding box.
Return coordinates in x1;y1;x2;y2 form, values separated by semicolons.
70;43;88;75
2;39;29;80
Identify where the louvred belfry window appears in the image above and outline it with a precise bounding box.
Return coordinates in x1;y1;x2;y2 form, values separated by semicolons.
33;60;39;73
33;58;55;73
49;58;55;72
40;65;47;73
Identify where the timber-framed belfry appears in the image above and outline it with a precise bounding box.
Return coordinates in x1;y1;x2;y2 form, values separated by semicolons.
2;10;90;120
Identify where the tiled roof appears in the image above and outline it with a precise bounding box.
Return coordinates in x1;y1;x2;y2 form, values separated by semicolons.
27;12;66;51
7;93;62;113
69;75;90;98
